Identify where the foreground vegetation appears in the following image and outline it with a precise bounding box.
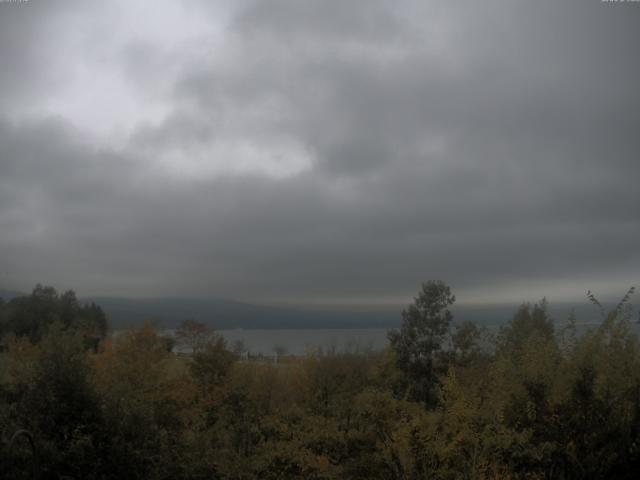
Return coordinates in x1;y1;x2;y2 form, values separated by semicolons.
1;282;639;479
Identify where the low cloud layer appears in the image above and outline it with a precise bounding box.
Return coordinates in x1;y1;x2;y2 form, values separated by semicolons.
1;0;639;305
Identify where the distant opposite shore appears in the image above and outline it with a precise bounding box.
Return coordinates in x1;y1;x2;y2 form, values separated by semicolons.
1;288;619;331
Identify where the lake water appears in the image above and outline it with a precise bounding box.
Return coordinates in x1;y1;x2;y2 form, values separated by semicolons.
217;328;390;355
163;317;640;356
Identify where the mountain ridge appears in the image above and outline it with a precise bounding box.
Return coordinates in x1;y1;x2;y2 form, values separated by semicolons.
1;289;624;330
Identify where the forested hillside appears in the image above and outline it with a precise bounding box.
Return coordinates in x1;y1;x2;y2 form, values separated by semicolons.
1;282;639;479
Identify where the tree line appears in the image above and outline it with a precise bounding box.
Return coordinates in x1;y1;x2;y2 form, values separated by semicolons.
0;281;639;479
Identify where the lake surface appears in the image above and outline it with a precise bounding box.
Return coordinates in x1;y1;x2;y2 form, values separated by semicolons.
162;316;639;356
217;328;390;355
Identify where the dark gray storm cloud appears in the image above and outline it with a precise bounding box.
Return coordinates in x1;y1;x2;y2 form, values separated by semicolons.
1;0;639;304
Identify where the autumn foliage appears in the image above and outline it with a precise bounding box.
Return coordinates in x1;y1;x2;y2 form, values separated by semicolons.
1;283;639;479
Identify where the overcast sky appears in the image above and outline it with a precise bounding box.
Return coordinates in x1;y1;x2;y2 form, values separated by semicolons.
0;0;638;306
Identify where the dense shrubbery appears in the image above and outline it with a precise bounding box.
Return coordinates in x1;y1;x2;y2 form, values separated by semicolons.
1;283;639;479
